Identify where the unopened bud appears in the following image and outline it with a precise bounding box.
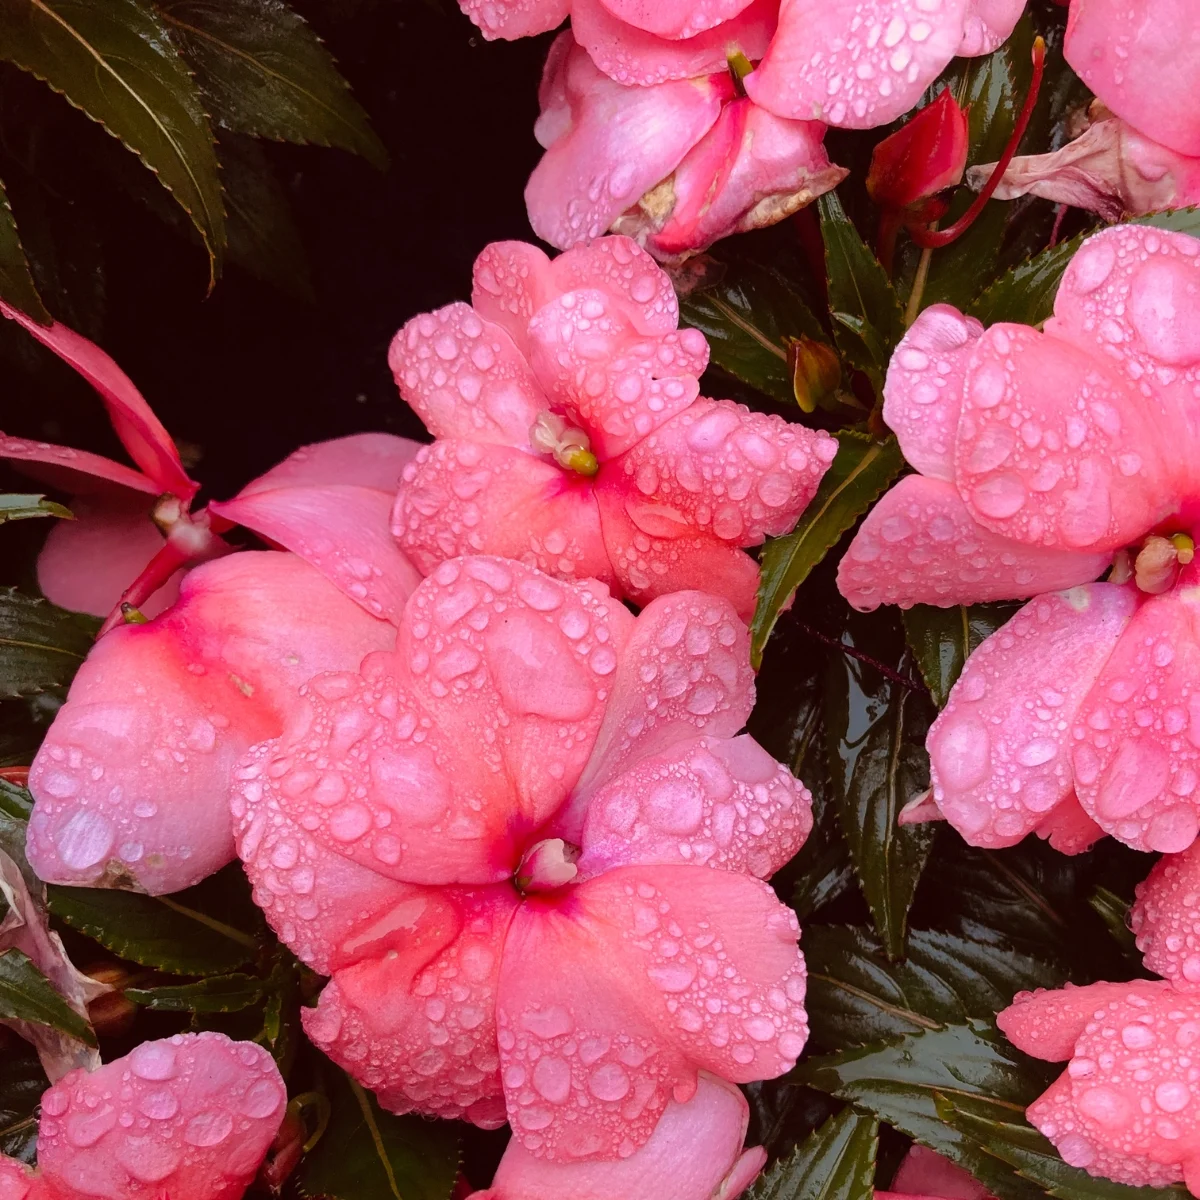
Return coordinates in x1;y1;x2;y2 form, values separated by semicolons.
867;89;969;213
788;336;842;413
259;1108;306;1193
83;964;136;1038
515;838;579;893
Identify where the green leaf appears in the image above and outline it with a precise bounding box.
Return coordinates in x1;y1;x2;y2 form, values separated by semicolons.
791;775;855;924
0;177;49;324
0;781;33;823
804;925;1062;1049
819;192;904;385
0;590;97;698
679;258;826;402
967;234;1086;327
127;972;264;1013
157;0;386;167
1089;885;1139;958
0;948;95;1046
744;1105;878;1200
751;433;904;667
0;0;225;283
297;1065;460;1200
1133;208;1200;238
902;603;1018;708
0;1041;45;1163
0;494;73;523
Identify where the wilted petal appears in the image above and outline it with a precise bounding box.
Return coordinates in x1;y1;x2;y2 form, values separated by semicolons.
1132;841;1200;987
928;584;1135;849
458;0;568;39
837;475;1109;611
495;864;807;1161
237;432;422;495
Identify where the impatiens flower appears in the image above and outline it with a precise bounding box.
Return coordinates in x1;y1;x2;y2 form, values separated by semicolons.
0;1032;285;1200
390;236;837;619
232;556;812;1164
527;32;847;257
466;1073;766;1199
878;1144;996;1200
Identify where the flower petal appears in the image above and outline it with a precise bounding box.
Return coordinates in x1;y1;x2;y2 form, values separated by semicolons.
890;1145;994;1200
237;433;422;496
550;236;679;336
472;242;560;354
745;0;969;129
927;584;1135;849
0;433;158;497
27;552;393;894
390;440;612;586
302;885;515;1127
1132;841;1200;987
592;0;756;40
959;0;1025;56
837;474;1109;611
1034;791;1104;856
495;864;807;1161
457;0;568;39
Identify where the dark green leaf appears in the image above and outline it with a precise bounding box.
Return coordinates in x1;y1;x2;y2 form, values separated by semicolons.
1089;885;1139;958
967;233;1085;327
902;603;1018;708
752;433;904;666
744;1105;877;1200
819;192;904;385
0;0;225;283
0;781;33;823
0;494;72;523
0;178;49;323
679;258;826;402
804;925;1062;1049
791;777;855;924
156;0;386;167
298;1065;460;1200
1133;208;1200;238
0;949;95;1046
0;1041;45;1162
0;590;97;698
127;972;264;1012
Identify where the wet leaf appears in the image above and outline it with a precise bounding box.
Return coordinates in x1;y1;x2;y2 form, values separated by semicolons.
902;603;1018;708
752;433;904;667
1133;208;1200;238
0;591;97;699
966;233;1085;327
127;972;265;1013
744;1105;877;1200
0;0;225;284
0;495;73;524
0;178;49;324
1089;885;1139;958
790;776;855;924
0;948;95;1046
0;1039;44;1163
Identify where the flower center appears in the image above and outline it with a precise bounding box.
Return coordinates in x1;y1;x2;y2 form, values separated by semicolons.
515;837;580;894
530;412;599;477
1111;532;1196;595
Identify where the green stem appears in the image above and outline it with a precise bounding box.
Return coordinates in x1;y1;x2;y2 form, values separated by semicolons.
905;245;934;327
157;896;259;949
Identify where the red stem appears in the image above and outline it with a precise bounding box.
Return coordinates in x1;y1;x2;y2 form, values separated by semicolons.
98;539;193;636
909;37;1046;251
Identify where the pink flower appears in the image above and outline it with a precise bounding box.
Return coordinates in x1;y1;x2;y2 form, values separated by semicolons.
878;1144;997;1200
526;32;846;258
0;1033;284;1200
232;556;812;1162
389;236;837;619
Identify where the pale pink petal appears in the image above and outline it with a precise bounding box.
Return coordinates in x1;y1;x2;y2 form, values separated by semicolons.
578;733;812;878
37;496;183;620
891;1145;993;1200
550;236;679;336
571;0;776;87
959;0;1026;56
27;552;393;894
1034;791;1104;856
954;323;1176;553
302;885;515;1127
389;303;548;447
1073;579;1200;853
883;305;984;482
837;475;1109;611
210;485;422;624
471;1073;760;1200
37;1033;284;1200
527;290;708;459
458;0;568;39
1065;0;1200;158
0;433;158;497
495;864;807;1161
746;0;970;129
1131;841;1200;986
237;433;423;496
0;1157;43;1200
472;242;559;353
927;584;1135;849
593;0;755;40
390;440;612;586
1;304;195;499
604;397;837;543
525;38;724;249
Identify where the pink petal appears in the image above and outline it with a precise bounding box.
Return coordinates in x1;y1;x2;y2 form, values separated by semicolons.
389;303;548;447
527;291;708;459
927;584;1135;849
883;304;984;482
471;1072;761;1200
1033;791;1104;856
890;1145;994;1200
837;474;1109;611
550;236;679;336
525;37;724;249
457;0;568;39
1132;841;1200;987
591;0;756;40
302;885;515;1127
0;433;158;497
390;440;612;585
1073;579;1200;853
495;864;807;1161
745;0;969;130
0;1158;44;1200
1065;0;1200;158
37;496;183;620
472;242;559;354
577;733;812;878
570;0;776;87
27;552;393;894
1;305;195;500
237;432;423;496
37;1033;284;1200
210;485;422;624
959;0;1026;56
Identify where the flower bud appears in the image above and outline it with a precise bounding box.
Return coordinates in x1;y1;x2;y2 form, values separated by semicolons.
867;89;969;214
788;336;842;413
82;964;136;1038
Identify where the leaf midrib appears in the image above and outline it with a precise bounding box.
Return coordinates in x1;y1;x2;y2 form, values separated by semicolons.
0;634;85;660
705;295;788;361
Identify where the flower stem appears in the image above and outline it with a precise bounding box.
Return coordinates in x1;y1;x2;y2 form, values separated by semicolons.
905;245;934;327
